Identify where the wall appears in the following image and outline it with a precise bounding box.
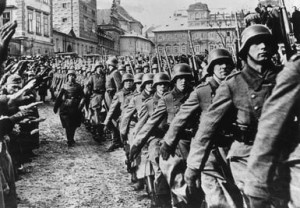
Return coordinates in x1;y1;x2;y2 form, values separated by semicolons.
120;36;153;56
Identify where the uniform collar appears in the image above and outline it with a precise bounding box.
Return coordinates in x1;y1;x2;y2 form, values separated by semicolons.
241;62;277;91
172;87;191;101
209;77;220;93
122;88;132;95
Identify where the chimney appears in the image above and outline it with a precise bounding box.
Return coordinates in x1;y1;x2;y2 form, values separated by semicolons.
116;0;120;5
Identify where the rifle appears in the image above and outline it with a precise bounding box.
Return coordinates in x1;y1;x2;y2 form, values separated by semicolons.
156;47;162;72
127;57;135;75
163;47;172;77
234;13;242;69
278;0;295;60
187;30;199;83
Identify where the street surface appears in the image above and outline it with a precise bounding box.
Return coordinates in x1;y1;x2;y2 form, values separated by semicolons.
16;102;150;208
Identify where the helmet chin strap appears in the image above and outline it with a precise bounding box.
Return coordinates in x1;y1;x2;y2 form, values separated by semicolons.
213;74;222;84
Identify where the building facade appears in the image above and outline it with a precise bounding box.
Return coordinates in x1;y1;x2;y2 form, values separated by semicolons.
120;34;154;56
153;2;245;55
4;0;54;56
97;0;152;56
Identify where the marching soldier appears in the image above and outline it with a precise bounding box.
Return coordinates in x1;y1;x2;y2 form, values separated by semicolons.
185;25;282;207
120;73;154;188
130;72;171;208
103;73;135;150
105;57;122;149
244;55;300;207
160;49;243;208
85;63;106;141
54;69;85;147
131;63;194;208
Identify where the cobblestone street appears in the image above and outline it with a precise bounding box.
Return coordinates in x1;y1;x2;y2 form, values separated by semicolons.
16;102;150;208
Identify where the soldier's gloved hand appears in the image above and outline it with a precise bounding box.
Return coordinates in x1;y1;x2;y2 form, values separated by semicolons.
160;142;173;160
184;167;200;196
129;145;140;161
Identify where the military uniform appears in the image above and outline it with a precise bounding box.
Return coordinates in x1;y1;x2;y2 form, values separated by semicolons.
120;89;153;181
105;68;122;105
133;86;193;206
164;77;243;207
132;92;170;206
244;55;300;207
86;73;106;125
186;62;281;201
54;73;84;146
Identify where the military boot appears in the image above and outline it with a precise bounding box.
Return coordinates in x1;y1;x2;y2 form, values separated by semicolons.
132;179;144;191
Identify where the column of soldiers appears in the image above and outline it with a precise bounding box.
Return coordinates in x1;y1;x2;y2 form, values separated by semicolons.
47;23;300;208
1;10;300;208
61;24;297;208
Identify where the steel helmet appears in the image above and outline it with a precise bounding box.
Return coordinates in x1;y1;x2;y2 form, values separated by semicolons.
106;57;118;67
141;73;154;88
153;72;170;87
134;73;144;83
239;24;277;59
171;63;193;82
67;69;76;77
206;49;234;75
118;65;126;71
122;73;134;83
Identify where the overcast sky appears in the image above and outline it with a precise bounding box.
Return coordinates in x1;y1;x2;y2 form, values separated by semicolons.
97;0;300;27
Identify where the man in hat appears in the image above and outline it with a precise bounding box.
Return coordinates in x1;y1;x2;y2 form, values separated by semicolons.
103;73;134;149
130;72;171;207
105;57;122;147
159;49;242;208
54;69;85;147
120;73;154;188
85;63;106;142
185;25;283;206
131;64;195;207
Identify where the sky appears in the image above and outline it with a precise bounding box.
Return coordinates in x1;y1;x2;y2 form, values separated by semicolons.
97;0;300;28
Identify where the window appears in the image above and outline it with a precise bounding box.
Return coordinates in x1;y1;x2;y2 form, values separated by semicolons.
92;20;96;33
174;46;179;54
158;34;163;41
195;45;200;54
158;46;163;54
62;3;67;8
62;18;67;23
92;10;96;17
28;10;33;33
166;46;172;54
83;5;87;12
2;12;10;24
181;45;186;54
36;12;41;34
44;15;49;36
84;17;88;31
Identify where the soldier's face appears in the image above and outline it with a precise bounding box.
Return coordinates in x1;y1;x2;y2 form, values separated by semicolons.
176;77;188;92
213;60;233;80
248;39;273;63
145;82;153;92
156;83;169;95
124;80;133;90
68;74;76;82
